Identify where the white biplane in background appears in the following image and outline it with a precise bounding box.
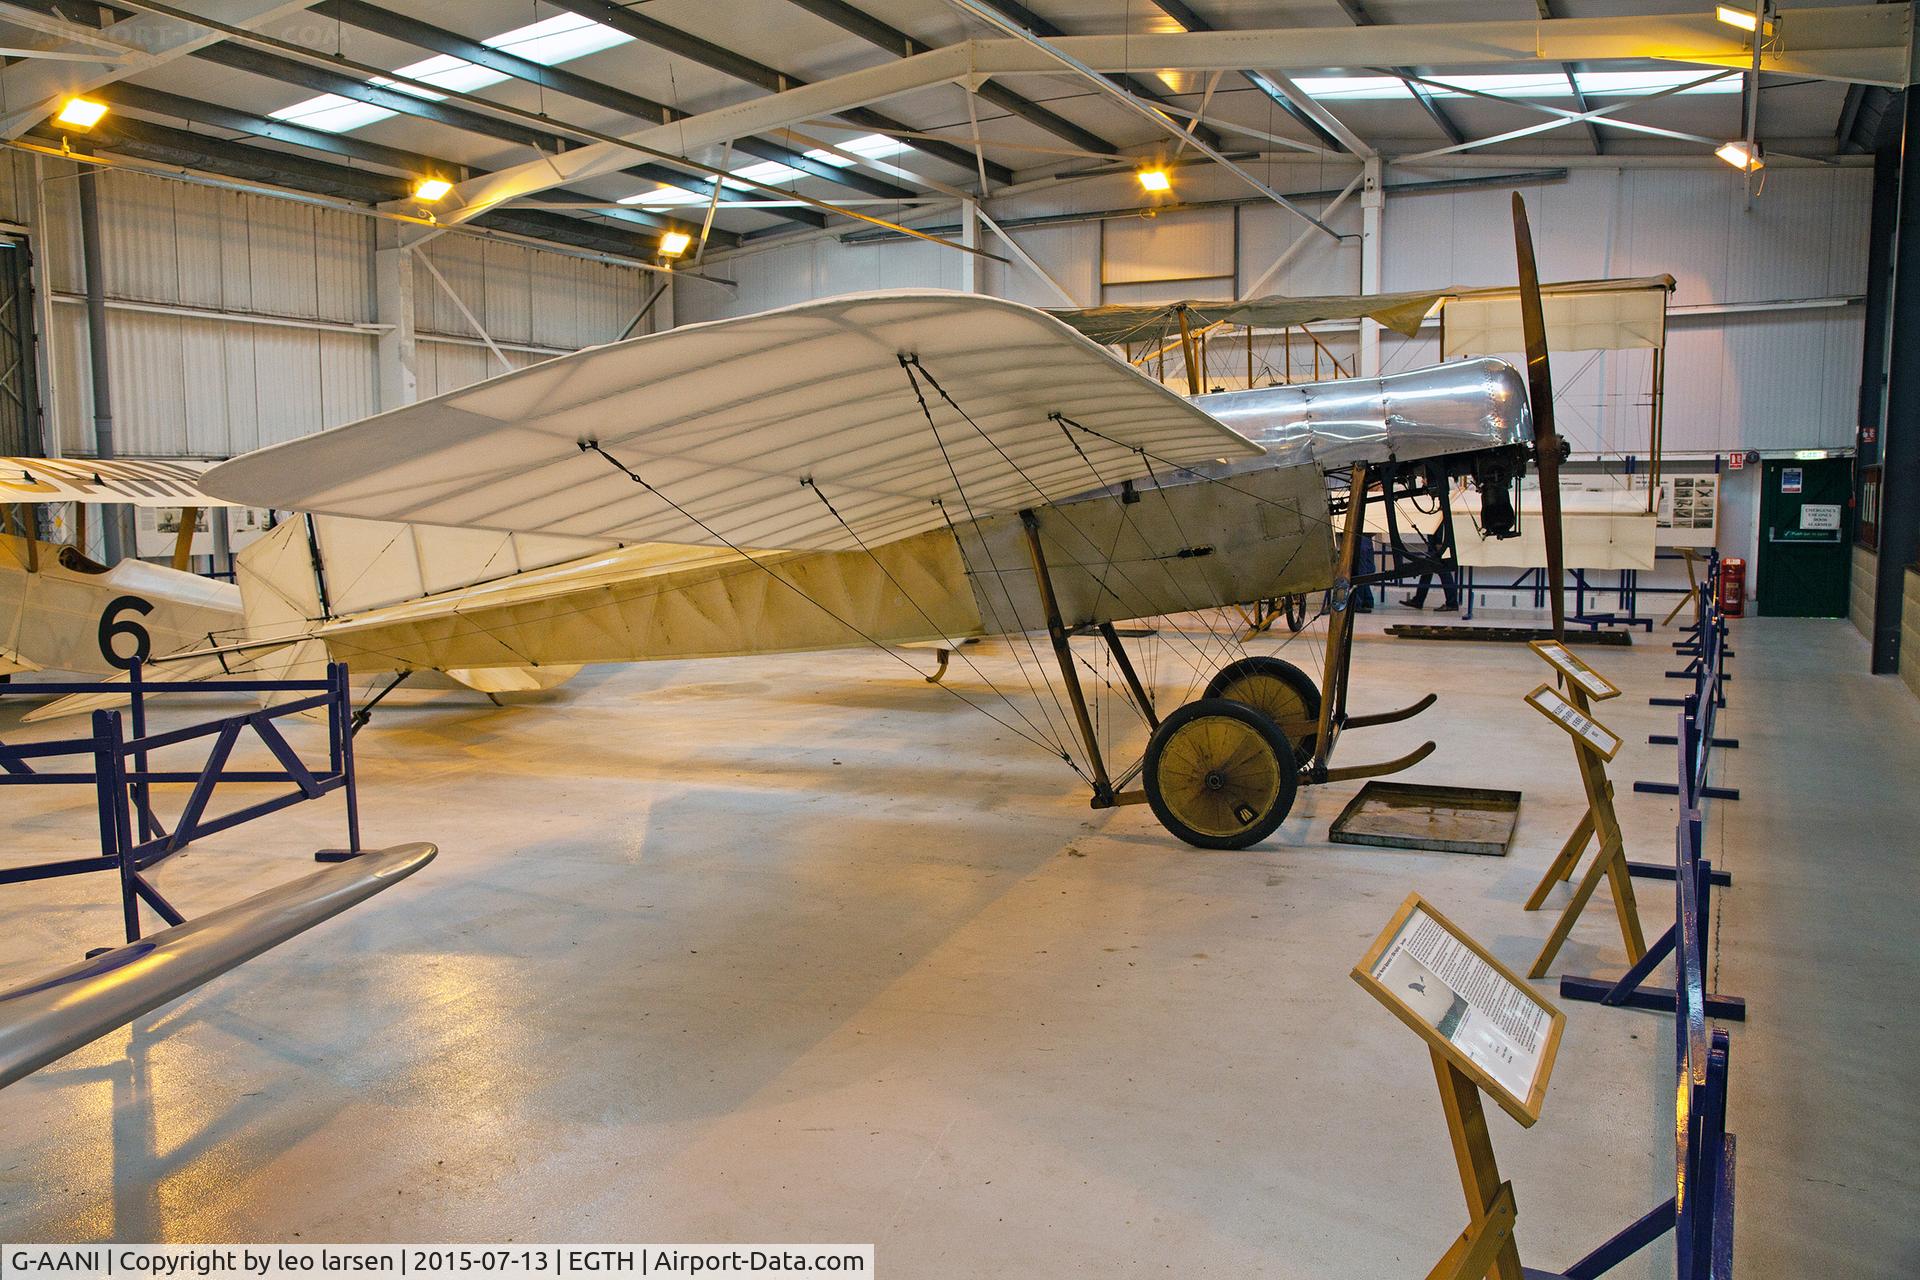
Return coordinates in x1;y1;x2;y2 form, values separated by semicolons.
19;198;1579;851
0;457;244;678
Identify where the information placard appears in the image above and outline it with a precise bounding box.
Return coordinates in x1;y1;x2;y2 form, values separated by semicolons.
1525;684;1623;760
1353;893;1565;1126
1526;639;1619;701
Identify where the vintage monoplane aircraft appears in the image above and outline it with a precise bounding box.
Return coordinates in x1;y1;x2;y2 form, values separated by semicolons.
159;201;1571;851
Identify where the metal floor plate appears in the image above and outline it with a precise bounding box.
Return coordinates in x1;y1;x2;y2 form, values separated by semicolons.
1328;781;1523;856
1385;625;1632;646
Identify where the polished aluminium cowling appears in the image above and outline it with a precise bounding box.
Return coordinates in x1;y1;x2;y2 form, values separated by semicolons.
1192;357;1532;474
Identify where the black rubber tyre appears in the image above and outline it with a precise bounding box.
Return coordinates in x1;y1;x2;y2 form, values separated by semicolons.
1204;654;1322;759
1143;698;1299;850
1283;592;1308;632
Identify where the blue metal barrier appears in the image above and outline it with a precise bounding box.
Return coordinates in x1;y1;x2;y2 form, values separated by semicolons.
0;661;362;943
1533;576;1739;1278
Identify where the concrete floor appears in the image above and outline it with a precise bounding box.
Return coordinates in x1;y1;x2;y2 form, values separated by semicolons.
0;608;1913;1277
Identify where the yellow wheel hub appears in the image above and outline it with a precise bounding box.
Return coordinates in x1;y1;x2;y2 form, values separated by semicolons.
1152;713;1284;839
1215;672;1315;751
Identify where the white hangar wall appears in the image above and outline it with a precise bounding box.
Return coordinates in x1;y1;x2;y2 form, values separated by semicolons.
14;159;650;460
680;159;1873;463
7;155;1869;470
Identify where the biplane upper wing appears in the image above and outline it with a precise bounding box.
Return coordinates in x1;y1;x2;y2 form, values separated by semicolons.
0;457;242;507
204;291;1264;551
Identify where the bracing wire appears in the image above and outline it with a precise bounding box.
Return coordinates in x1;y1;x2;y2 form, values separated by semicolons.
577;440;1085;770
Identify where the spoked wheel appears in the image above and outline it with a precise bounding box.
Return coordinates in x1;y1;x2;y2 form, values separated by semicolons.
1144;698;1299;850
1283;593;1308;632
1204;655;1322;760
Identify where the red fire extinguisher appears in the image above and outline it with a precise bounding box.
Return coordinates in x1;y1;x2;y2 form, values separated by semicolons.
1718;557;1746;617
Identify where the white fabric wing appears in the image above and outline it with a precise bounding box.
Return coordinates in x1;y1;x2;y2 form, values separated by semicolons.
204;291;1260;552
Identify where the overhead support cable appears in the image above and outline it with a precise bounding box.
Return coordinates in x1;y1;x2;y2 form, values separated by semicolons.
545;0;1011;185
940;0;1341;242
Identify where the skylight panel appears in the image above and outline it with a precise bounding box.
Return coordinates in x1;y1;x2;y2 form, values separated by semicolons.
1574;69;1741;96
1291;76;1412;101
620;187;708;207
491;13;632;66
619;135;914;209
267;14;631;134
1422;73;1574;98
1285;70;1741;104
270;94;398;133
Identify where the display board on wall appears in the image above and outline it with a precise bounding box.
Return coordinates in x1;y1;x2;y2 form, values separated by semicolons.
1657;475;1719;547
132;506;277;558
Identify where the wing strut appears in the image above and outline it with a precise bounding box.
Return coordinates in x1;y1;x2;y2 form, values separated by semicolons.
1021;508;1115;805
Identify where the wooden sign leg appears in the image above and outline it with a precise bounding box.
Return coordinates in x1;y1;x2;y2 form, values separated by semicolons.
1661;548;1700;627
1525;807;1595;910
1432;1049;1525;1280
1530;774;1646;977
1425;1183;1518;1280
1594;784;1647;961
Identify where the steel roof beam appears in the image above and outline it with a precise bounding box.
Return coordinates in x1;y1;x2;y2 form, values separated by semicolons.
184;42;750;241
982;0;1230;152
439;5;1909;222
1325;0;1466;147
35;116;703;260
1149;1;1349;153
1535;0;1603;155
92;82;783;238
0;0;326;138
782;0;1119;157
94;81;455;177
310;0;912;205
945;0;1337;237
547;0;1011;185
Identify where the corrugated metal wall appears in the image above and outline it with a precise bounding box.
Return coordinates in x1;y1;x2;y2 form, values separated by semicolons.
681;160;1871;457
38;164;379;457
412;235;645;399
26;162;649;458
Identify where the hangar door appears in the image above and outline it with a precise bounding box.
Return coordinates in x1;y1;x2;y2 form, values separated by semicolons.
0;232;40;457
1758;457;1853;617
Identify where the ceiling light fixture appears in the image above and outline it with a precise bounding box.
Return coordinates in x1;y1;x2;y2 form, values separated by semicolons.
412;177;453;203
1714;140;1763;171
1714;5;1772;35
54;98;108;130
1137;168;1172;193
658;230;692;258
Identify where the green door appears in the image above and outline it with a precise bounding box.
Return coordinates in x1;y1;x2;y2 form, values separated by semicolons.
1757;457;1853;617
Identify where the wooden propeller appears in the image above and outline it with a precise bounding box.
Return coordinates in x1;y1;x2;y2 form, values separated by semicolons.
1511;193;1567;640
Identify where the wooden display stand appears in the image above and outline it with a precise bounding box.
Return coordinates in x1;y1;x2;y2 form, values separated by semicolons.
1660;547;1707;627
1354;893;1566;1280
1521;642;1646;979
